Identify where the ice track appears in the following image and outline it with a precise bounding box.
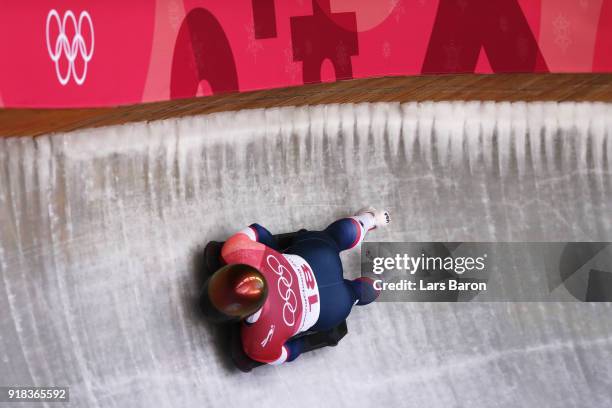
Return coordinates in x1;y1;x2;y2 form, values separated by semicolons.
1;102;612;407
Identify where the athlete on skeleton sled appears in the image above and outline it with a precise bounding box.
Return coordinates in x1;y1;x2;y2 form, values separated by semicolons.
200;208;390;371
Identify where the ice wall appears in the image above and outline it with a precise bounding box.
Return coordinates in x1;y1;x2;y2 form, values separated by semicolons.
1;102;612;407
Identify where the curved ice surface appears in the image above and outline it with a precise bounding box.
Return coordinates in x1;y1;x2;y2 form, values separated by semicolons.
1;102;612;407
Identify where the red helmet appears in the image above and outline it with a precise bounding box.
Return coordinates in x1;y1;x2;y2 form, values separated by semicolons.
201;264;268;322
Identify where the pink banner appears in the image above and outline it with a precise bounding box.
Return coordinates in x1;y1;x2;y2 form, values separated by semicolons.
0;0;611;108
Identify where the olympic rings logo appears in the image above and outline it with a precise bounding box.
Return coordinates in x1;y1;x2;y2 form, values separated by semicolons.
266;255;298;327
45;9;95;86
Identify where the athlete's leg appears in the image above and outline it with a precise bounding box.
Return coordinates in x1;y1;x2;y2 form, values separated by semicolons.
324;218;366;251
324;208;390;252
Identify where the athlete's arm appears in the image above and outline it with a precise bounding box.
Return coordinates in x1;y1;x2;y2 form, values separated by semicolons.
226;224;277;247
221;223;278;259
269;338;305;365
284;337;305;362
220;225;272;265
